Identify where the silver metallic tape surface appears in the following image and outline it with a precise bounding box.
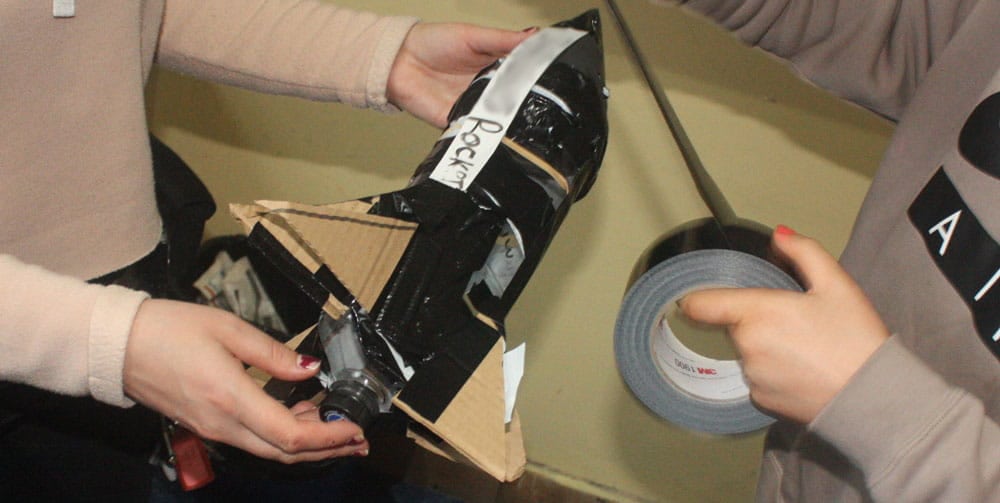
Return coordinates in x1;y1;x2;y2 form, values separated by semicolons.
614;249;802;434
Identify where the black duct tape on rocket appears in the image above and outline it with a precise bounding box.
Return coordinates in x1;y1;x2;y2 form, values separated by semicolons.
227;10;608;481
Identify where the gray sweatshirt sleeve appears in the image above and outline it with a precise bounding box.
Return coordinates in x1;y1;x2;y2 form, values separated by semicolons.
657;2;1000;501
671;0;980;120
810;337;1000;502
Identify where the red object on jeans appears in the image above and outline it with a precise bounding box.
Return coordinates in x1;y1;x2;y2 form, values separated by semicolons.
171;426;215;491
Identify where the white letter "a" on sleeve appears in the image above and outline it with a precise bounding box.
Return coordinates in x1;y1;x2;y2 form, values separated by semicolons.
929;210;962;256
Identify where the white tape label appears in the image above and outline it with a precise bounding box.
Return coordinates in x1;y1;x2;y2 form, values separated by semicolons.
429;27;585;191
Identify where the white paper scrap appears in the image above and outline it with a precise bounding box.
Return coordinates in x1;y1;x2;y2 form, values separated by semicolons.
503;342;526;424
53;0;75;17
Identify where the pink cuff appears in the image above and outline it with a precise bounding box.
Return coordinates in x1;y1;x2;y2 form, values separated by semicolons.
88;285;150;407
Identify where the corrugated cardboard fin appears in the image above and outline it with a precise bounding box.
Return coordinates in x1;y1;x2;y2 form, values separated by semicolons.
505;412;526;480
322;199;375;214
229;202;270;235
393;338;510;480
268;203;416;310
256;214;326;273
405;410;525;481
407;428;460;463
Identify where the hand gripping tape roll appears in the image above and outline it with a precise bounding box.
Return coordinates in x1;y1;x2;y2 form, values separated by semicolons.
606;0;803;434
614;248;802;434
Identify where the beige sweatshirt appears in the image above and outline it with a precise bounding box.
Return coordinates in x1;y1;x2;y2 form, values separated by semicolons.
0;0;417;407
675;0;1000;501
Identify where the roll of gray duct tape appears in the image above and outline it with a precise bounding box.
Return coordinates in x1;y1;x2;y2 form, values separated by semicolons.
614;249;802;434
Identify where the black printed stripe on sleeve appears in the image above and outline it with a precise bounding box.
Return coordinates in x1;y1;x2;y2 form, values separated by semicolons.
908;168;1000;359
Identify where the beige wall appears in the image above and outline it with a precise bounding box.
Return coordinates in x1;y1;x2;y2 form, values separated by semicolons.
146;1;893;501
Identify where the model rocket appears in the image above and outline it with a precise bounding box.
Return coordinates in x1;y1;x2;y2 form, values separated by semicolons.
231;10;607;481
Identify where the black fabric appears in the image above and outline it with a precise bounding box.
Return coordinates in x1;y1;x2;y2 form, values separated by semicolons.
150;135;217;301
0;385;161;501
959;92;1000;178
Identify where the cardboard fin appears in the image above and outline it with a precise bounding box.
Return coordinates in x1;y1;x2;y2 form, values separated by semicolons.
233;199;417;311
393;338;511;480
504;412;527;480
269;203;416;310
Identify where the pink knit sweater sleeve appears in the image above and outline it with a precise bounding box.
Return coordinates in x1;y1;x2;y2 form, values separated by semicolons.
156;0;419;111
0;255;149;408
0;1;417;410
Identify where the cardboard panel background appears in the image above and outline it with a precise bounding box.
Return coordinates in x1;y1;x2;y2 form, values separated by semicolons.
147;0;892;500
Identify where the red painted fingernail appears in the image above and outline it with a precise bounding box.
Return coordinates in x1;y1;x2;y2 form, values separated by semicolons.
297;355;321;370
775;225;796;237
522;26;539;33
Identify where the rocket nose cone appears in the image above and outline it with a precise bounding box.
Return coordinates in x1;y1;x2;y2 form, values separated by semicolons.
558;9;602;43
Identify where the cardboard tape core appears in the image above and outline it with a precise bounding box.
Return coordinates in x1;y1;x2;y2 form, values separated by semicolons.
651;298;747;403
